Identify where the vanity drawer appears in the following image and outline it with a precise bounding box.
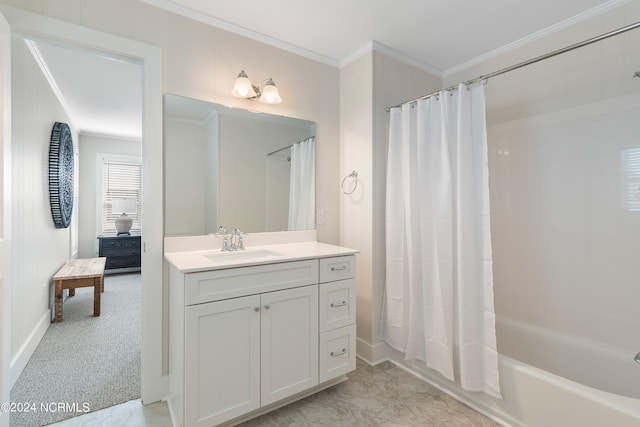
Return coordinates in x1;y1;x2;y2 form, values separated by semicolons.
185;259;319;305
319;324;356;383
319;255;356;283
319;279;355;333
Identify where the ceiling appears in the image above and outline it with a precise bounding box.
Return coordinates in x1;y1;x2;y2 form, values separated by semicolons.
143;0;616;70
34;41;142;139
33;0;619;139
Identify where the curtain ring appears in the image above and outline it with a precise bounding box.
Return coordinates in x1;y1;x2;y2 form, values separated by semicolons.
341;170;358;195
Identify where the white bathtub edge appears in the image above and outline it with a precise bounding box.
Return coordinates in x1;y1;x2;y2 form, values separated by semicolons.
370;343;640;427
385;348;520;427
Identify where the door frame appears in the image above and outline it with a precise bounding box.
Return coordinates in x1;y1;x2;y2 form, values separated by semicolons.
0;6;166;403
0;9;11;427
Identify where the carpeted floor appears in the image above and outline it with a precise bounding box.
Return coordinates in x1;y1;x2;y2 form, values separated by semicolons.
10;273;141;427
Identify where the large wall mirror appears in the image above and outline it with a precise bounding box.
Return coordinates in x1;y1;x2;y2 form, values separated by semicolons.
164;94;316;236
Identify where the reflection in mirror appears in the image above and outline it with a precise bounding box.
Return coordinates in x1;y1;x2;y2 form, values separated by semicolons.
164;94;316;236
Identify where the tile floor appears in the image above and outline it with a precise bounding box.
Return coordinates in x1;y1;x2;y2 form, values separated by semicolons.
49;360;499;426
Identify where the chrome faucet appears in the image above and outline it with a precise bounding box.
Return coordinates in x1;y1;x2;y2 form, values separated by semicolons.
231;228;245;251
217;226;245;251
217;225;231;251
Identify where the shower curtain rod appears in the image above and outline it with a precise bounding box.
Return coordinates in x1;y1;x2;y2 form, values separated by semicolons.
267;144;293;157
266;136;313;156
386;21;640;111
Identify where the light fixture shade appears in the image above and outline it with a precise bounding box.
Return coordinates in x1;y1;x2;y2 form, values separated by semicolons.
231;70;257;98
259;80;282;104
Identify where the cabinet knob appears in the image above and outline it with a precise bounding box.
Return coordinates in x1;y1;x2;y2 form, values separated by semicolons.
264;304;271;310
254;306;260;312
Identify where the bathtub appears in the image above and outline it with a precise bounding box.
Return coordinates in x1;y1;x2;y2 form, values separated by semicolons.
496;315;640;399
382;316;640;427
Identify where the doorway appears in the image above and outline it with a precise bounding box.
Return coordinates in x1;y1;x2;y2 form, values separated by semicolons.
0;6;165;412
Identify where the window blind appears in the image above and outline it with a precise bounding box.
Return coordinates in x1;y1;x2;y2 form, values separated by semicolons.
102;160;142;234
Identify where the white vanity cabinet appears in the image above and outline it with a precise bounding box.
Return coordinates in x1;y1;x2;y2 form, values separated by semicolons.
167;253;356;427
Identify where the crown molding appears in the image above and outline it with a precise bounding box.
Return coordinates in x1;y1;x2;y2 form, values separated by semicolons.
444;0;631;78
24;39;80;133
79;131;142;142
340;40;443;76
142;0;630;77
141;0;340;67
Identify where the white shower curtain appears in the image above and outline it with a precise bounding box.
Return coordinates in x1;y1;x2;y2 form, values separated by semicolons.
380;83;501;398
288;137;315;230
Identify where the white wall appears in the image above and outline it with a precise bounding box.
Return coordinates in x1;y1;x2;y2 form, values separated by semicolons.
77;133;140;257
340;52;374;351
10;36;78;383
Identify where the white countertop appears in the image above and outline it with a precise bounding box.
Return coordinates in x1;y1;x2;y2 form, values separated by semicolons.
165;238;359;273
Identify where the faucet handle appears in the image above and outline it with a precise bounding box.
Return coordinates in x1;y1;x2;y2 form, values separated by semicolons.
218;226;231;251
232;228;245;250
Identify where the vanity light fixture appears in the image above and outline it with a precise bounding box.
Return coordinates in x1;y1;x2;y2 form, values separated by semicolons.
231;70;282;104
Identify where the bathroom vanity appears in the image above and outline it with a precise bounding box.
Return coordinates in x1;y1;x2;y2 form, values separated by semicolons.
165;232;358;427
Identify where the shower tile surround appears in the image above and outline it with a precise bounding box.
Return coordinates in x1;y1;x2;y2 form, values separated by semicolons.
49;360;498;427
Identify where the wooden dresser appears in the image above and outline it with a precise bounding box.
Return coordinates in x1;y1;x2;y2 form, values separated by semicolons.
97;234;141;273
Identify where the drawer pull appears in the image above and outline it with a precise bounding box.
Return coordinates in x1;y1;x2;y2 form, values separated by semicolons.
330;300;348;308
330;348;347;357
330;265;349;272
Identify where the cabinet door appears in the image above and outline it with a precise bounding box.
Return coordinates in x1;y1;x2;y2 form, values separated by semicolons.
185;295;261;427
261;285;319;406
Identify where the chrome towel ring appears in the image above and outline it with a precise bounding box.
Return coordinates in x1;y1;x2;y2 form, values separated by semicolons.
341;170;358;195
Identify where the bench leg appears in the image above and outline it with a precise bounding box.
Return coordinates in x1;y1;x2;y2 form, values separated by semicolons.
54;280;63;323
93;277;101;317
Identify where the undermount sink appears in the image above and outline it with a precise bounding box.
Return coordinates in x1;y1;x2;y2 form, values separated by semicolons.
202;249;283;263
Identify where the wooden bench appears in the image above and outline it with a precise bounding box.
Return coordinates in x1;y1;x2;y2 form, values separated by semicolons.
53;257;106;323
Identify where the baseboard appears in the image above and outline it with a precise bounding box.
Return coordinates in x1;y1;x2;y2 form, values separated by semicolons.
355;337;388;365
10;309;51;389
385;345;517;427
